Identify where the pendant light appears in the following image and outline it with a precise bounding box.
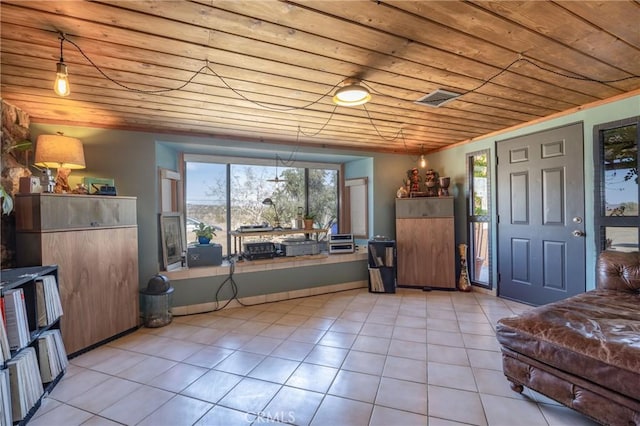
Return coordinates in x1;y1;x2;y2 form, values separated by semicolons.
266;155;287;183
54;34;70;97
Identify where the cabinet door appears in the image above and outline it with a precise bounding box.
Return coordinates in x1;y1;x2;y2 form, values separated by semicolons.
397;218;455;288
39;227;139;354
16;194;137;231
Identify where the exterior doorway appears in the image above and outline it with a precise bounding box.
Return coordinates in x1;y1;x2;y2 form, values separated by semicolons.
496;122;586;305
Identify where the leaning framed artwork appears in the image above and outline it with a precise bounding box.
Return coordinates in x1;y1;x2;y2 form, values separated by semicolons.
160;213;185;271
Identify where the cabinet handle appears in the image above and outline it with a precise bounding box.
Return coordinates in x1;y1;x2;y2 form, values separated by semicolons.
90;221;100;227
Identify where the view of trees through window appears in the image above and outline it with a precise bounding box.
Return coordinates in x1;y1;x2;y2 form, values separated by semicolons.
603;124;638;217
467;150;491;288
185;159;338;256
596;119;639;253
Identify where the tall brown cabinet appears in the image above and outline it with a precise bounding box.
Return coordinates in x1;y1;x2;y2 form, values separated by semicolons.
396;197;456;289
15;194;139;355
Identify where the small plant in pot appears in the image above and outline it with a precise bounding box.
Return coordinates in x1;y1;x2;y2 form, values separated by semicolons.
193;222;217;244
303;213;315;230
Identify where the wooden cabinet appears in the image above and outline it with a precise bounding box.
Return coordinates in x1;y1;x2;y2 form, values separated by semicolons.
15;194;139;356
396;197;456;289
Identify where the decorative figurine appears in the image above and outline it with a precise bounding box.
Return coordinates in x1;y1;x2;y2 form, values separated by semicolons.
407;168;421;194
54;168;72;193
458;243;472;292
438;176;451;196
396;186;408;198
424;169;438;197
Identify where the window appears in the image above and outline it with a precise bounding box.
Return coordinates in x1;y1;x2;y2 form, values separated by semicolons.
594;117;639;253
185;162;228;251
467;150;492;288
184;155;339;257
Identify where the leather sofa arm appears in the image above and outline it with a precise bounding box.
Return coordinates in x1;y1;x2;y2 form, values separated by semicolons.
596;251;640;292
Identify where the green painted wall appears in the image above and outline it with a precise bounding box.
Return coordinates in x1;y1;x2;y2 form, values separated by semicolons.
423;94;640;291
171;260;368;307
29;93;638;301
27;124;389;304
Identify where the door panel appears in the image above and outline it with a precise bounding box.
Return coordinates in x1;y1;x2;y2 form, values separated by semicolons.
497;123;585;305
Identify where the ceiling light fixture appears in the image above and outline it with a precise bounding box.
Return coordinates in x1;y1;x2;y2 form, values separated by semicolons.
266;155;287;183
332;79;371;107
54;34;70;97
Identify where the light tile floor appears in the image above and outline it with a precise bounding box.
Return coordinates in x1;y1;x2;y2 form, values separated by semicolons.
32;288;601;426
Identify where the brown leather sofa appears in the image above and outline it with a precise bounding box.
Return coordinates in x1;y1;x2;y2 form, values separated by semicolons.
496;251;640;425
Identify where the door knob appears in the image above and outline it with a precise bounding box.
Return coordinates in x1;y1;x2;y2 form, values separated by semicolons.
572;230;586;237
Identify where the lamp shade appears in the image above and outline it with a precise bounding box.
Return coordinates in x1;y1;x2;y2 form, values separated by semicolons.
333;81;371;106
34;134;86;169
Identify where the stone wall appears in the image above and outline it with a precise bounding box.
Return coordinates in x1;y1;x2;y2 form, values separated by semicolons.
1;99;32;268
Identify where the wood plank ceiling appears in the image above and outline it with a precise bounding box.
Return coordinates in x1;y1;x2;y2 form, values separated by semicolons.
1;1;639;154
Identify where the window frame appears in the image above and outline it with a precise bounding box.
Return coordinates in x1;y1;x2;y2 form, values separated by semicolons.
183;154;342;257
466;149;492;289
593;116;640;254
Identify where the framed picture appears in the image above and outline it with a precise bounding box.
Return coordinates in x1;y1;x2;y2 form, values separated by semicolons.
83;177;116;194
160;213;185;271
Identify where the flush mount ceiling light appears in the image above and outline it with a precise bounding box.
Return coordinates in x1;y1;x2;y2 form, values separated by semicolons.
332;79;371;107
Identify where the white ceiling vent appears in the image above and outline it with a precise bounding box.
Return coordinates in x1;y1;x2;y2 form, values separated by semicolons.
414;89;461;107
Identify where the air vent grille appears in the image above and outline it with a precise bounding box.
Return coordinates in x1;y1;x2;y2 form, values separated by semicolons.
414;89;461;107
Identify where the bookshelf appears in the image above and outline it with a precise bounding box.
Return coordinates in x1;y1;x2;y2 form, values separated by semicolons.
367;240;396;293
0;265;68;425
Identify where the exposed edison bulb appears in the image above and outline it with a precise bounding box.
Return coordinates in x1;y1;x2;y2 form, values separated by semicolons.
420;154;426;168
54;62;70;97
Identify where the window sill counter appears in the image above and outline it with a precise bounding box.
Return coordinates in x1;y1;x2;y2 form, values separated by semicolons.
163;248;367;281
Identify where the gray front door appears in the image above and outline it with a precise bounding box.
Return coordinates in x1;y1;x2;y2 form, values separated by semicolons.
497;122;586;305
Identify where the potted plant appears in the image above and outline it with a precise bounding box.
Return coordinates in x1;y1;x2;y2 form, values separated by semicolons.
303;213;315;230
193;222;217;244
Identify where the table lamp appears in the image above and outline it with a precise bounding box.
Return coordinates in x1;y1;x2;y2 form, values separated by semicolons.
262;197;281;229
34;134;86;193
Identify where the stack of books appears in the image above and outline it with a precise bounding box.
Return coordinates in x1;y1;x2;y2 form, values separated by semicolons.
368;268;386;292
37;330;68;383
0;369;11;426
3;289;30;351
35;276;64;326
6;348;43;422
0;311;10;363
